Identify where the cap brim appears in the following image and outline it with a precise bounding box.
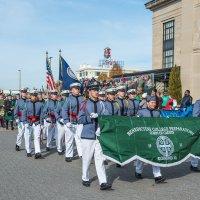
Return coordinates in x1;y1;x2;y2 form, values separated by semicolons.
31;93;38;96
71;86;80;89
89;87;99;91
107;92;115;95
118;89;126;92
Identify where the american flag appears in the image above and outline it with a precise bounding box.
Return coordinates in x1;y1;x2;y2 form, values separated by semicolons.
46;55;56;90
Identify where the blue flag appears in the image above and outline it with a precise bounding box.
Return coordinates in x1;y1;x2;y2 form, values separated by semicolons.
160;105;193;118
59;56;79;90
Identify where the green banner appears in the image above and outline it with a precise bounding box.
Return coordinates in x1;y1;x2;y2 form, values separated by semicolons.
98;116;200;167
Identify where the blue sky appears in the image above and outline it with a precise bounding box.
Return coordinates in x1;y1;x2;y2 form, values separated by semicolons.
0;0;152;90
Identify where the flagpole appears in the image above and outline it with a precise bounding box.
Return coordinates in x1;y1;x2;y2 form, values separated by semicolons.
46;51;48;90
59;49;62;92
59;49;62;66
49;57;52;67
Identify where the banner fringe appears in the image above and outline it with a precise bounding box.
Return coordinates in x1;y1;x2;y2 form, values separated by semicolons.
103;154;200;167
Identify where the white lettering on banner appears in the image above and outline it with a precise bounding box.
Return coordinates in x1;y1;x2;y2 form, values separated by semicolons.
157;156;177;161
127;127;195;136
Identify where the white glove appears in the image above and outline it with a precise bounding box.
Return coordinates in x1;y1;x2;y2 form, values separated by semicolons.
95;127;101;136
59;119;64;125
46;118;51;123
66;122;72;128
16;119;19;124
90;113;98;119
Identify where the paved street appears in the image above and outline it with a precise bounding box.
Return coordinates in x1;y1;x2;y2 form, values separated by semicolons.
0;130;200;200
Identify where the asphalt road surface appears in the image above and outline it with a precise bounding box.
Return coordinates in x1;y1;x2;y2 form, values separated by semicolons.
0;130;200;200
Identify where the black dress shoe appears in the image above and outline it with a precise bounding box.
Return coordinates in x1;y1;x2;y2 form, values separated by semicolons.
155;176;166;184
82;180;90;187
135;172;143;179
27;153;32;157
104;160;108;165
57;151;63;155
65;157;72;162
35;153;43;159
46;147;50;151
15;145;20;151
100;183;112;190
116;164;122;168
190;165;200;172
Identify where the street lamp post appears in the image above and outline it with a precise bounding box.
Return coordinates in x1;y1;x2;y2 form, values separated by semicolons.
18;69;21;90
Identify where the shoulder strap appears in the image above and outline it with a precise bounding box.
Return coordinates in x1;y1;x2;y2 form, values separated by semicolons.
79;99;87;112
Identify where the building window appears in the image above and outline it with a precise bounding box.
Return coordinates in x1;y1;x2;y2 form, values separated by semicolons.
163;20;174;68
96;72;100;76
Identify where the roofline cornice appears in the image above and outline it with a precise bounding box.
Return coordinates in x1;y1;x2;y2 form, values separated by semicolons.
145;0;180;11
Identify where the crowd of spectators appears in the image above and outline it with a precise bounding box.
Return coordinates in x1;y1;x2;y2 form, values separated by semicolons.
0;76;194;130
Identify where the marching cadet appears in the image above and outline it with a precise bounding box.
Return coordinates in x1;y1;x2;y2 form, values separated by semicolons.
190;99;200;172
104;88;120;116
55;90;69;155
42;90;58;151
61;83;84;162
23;91;44;158
127;89;140;116
135;96;166;183
103;87;120;165
115;85;129;167
14;88;27;151
98;90;106;102
37;92;46;141
38;91;45;104
41;92;49;140
116;85;129;116
26;91;31;101
78;81;112;190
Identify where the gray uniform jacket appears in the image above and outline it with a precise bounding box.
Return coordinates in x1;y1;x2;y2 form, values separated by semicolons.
127;99;140;116
193;100;200;117
55;100;65;121
116;97;129;116
24;101;44;125
62;95;84;124
42;99;58;123
78;98;107;140
104;100;120;116
14;98;27;122
137;108;160;118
